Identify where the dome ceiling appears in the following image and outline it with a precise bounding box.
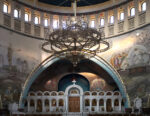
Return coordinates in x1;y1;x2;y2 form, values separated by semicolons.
38;0;109;7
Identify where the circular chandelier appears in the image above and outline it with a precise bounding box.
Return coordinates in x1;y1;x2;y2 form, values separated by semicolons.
41;0;109;66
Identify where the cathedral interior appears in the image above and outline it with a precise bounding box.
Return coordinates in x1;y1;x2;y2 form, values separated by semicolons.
0;0;150;116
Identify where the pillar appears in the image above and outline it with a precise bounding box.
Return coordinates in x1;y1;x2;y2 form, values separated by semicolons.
104;99;106;112
63;98;65;112
10;0;14;29
42;99;45;112
111;98;114;111
20;5;25;32
119;99;122;111
97;99;99;112
30;9;34;35
90;99;92;112
65;95;68;112
56;99;59;108
50;14;53;31
49;99;51;112
34;99;37;112
40;12;44;38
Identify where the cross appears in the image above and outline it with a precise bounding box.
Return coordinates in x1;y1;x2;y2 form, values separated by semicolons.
72;79;76;85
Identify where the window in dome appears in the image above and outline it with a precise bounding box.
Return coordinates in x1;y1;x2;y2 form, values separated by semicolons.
44;18;48;27
141;2;146;11
90;20;95;28
130;7;135;16
34;16;40;24
100;18;104;27
25;13;29;22
62;20;67;29
53;19;59;29
14;9;19;18
120;12;124;21
110;15;114;24
3;3;8;13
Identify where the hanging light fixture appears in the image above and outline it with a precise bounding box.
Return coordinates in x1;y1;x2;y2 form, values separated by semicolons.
42;0;109;66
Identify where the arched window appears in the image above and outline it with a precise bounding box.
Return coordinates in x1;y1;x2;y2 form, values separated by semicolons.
99;92;104;96
52;99;56;106
62;20;67;29
59;99;64;106
34;16;40;24
85;99;90;106
58;92;64;96
141;2;146;11
114;91;120;96
130;7;135;16
92;99;97;106
110;16;114;24
51;92;57;96
44;92;50;96
69;88;80;95
106;92;112;96
120;12;124;21
14;9;19;18
30;99;35;107
37;92;42;96
90;20;95;28
114;99;119;106
29;92;35;96
53;17;59;29
37;99;42;112
3;3;8;13
45;99;49;106
44;18;48;27
92;92;97;96
84;92;90;96
100;18;104;27
99;99;104;106
106;99;112;112
25;12;29;22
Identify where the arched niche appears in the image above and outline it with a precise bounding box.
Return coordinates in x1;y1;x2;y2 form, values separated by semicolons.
19;55;130;108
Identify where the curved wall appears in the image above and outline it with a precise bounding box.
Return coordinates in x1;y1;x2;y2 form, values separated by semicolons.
0;0;150;108
0;0;150;39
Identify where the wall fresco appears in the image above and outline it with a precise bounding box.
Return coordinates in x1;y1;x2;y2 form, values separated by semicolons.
0;24;150;108
106;27;150;107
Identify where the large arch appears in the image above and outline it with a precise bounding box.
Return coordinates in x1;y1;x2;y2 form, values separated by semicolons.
19;55;130;109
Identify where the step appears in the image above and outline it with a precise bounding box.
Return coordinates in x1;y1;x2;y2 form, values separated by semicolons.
63;112;88;116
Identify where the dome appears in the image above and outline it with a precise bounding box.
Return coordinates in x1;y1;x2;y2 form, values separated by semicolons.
38;0;109;7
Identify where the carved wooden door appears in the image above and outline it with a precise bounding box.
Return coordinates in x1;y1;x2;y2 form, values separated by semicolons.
69;97;80;112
